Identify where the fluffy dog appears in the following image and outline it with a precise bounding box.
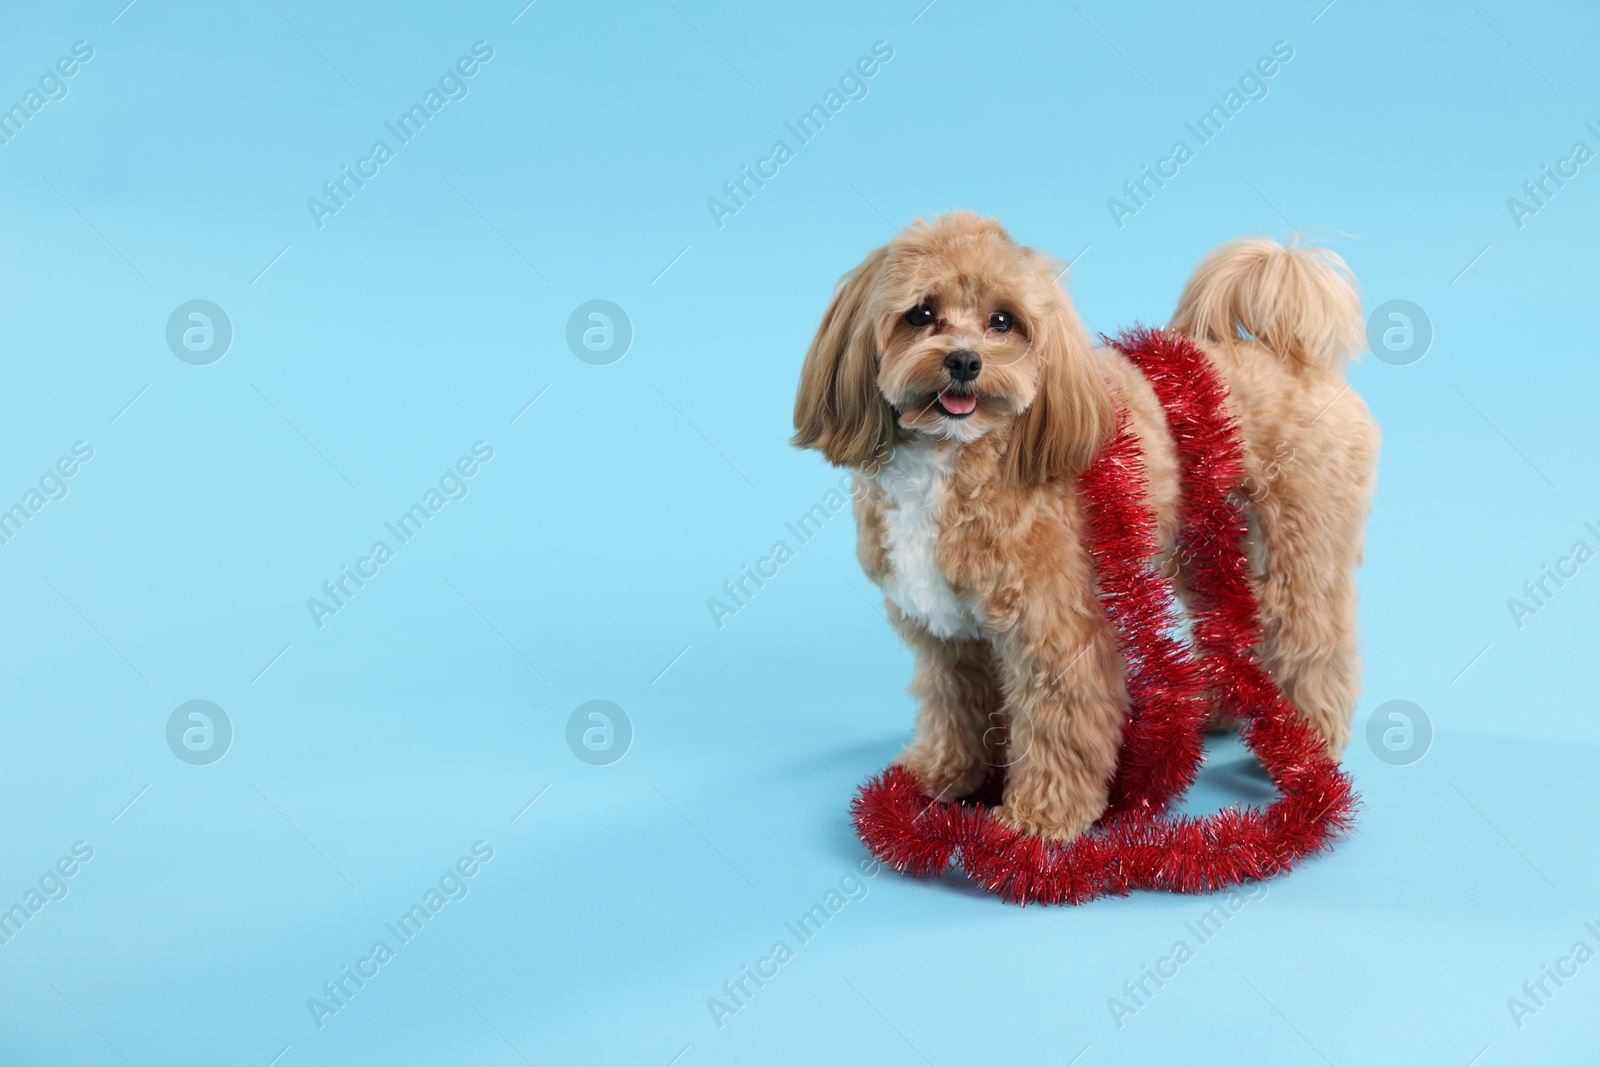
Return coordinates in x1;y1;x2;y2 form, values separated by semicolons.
793;212;1378;842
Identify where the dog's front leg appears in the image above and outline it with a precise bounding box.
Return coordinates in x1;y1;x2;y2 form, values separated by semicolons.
892;609;1002;804
991;631;1127;842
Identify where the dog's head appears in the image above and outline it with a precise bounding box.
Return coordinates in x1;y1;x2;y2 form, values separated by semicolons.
793;211;1112;483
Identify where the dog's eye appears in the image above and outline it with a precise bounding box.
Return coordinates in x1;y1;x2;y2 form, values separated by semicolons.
988;311;1014;333
905;303;935;328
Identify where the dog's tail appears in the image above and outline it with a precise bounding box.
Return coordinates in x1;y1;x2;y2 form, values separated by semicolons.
1170;237;1364;377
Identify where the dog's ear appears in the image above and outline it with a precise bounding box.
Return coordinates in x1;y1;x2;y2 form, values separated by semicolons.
1002;263;1113;486
792;246;894;468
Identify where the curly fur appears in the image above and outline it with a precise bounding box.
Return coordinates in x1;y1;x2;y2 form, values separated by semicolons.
794;212;1379;841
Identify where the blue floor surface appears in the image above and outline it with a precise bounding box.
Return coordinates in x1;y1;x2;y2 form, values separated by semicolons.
1;1;1596;1064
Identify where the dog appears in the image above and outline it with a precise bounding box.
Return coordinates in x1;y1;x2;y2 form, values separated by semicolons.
793;212;1378;842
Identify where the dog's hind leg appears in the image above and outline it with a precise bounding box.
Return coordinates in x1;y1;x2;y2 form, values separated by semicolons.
1169;235;1378;759
1246;405;1377;758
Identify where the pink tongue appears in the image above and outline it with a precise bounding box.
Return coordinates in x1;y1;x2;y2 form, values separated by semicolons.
938;391;977;415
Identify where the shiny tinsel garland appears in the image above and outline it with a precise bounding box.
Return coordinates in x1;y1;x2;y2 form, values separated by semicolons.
850;326;1358;904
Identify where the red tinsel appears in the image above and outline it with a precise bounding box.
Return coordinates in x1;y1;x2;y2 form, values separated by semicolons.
851;326;1358;904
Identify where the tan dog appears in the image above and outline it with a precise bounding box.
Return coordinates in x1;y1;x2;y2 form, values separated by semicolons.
793;212;1379;842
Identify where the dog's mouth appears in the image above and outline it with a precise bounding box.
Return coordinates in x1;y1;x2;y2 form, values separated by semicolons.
933;390;977;418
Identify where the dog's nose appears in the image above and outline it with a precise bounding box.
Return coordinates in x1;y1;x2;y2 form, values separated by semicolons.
943;349;982;383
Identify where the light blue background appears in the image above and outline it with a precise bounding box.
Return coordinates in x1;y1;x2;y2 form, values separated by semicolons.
1;0;1596;1064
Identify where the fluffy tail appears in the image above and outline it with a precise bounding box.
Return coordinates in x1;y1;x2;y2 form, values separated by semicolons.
1170;237;1364;376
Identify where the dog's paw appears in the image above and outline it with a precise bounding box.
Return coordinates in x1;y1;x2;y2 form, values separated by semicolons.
896;750;988;804
991;802;1094;843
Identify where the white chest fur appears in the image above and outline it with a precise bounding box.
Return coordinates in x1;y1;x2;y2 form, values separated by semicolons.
872;441;979;640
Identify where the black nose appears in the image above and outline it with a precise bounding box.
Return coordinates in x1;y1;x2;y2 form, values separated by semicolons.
943;349;982;383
